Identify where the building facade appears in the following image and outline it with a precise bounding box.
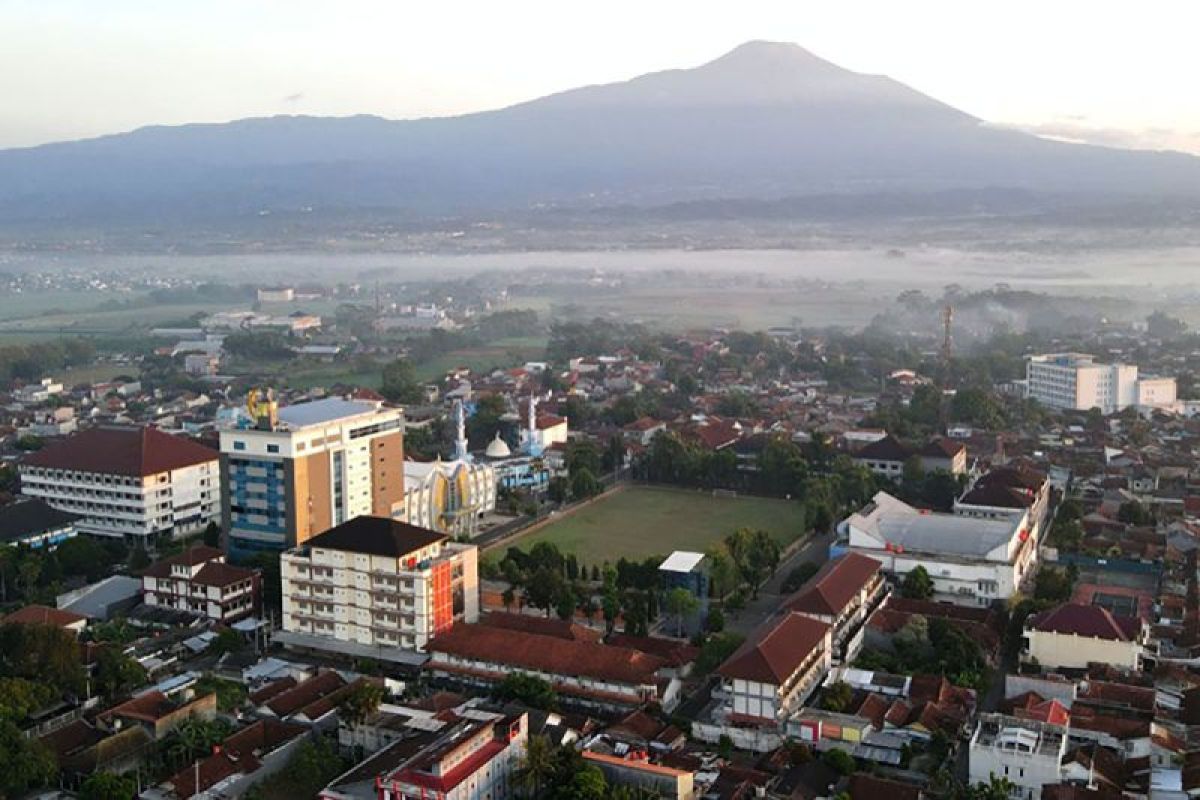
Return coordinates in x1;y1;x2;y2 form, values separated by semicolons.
219;395;406;556
141;545;260;623
20;426;219;541
717;612;833;727
785;552;887;663
968;714;1068;800
402;400;497;537
1023;603;1146;671
1025;353;1176;413
280;516;479;655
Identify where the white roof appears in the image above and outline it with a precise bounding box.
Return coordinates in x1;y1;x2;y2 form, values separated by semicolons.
659;551;705;573
850;492;1022;558
277;397;383;428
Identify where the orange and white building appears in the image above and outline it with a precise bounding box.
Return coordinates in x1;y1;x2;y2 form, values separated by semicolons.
279;516;478;658
219;396;406;557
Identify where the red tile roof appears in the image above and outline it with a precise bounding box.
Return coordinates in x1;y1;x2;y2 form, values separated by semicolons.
23;425;217;476
192;561;257;588
855;435;912;463
718;612;829;685
846;774;923;800
1030;603;1142;642
785;553;881;617
141;545;227;578
263;670;346;717
480;612;602;642
427;623;666;687
3;604;86;629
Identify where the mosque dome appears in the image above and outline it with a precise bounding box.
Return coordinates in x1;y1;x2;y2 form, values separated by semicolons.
485;433;512;459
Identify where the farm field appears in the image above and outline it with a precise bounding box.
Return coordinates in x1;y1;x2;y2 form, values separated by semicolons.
506;485;808;565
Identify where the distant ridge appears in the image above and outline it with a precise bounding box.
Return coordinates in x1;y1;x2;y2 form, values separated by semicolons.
2;41;1199;226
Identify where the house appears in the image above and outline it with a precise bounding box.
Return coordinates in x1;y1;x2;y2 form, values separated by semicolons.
582;751;695;800
918;438;967;475
784;552;887;662
0;498;78;549
99;690;218;741
141;545;260;624
156;719;311;799
1023;603;1146;671
853;435;912;479
716;612;832;727
3;604;88;636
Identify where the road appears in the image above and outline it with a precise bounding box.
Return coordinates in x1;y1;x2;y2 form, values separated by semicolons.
726;530;835;637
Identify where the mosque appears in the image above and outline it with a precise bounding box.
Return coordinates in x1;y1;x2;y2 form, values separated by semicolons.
403;400;497;537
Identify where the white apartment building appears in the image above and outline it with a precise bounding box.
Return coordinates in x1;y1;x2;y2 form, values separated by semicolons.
1025;353;1176;413
840;491;1037;606
19;426;219;541
969;714;1068;800
279;516;479;658
219;395;406;556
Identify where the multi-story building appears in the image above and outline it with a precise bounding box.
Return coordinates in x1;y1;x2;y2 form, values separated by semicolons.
784;552;887;662
1025;353;1176;413
279;516;479;657
402;401;496;537
716;612;832;727
840;491;1037;606
219;395;406;556
969;714;1069;800
140;545;260;623
321;712;527;800
19;426;219;542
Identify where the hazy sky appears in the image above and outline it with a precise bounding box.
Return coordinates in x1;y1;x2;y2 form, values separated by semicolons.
4;0;1200;153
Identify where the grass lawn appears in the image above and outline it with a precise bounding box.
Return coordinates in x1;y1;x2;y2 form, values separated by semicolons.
507;486;808;565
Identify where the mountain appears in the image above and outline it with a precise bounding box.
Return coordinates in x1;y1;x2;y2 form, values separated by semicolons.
3;41;1200;226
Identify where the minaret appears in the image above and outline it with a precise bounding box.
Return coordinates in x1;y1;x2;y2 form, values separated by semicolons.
526;394;538;454
453;399;469;462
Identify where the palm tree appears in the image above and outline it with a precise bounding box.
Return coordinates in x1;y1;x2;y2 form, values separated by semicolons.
514;735;556;799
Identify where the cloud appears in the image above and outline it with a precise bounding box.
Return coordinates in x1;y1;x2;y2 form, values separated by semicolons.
282;92;304;104
991;119;1200;155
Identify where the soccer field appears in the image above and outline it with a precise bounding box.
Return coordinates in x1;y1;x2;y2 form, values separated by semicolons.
507;486;808;564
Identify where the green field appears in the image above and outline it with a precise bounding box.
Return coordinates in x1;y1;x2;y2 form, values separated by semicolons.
507;486;808;564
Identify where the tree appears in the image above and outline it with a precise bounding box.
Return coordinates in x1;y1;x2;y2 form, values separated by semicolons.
570;467;602;500
664;587;700;637
781;562;820;593
695;633;745;675
547;476;570;504
129;543;151;571
822;747;857;776
339;681;385;727
1033;567;1074;603
515;735;557;798
0;719;57;797
80;771;137;800
494;673;558;710
965;775;1018;800
202;521;221;548
54;536;113;582
525;566;565;617
380;358;423;404
823;681;853;713
1147;310;1187;340
901;566;934;600
706;607;725;633
94;646;147;700
1118;500;1150;525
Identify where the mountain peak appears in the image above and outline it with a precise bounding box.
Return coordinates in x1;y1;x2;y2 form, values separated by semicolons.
707;40;840;71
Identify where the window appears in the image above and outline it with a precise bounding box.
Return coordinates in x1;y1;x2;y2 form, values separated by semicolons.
233;441;246;451
266;444;280;454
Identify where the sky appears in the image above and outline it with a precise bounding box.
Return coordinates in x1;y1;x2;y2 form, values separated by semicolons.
3;0;1200;153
